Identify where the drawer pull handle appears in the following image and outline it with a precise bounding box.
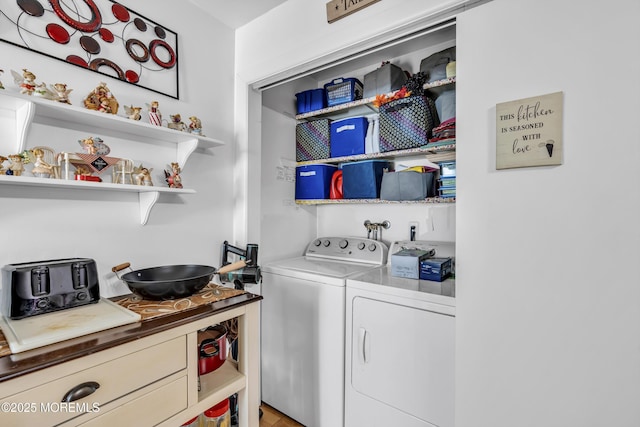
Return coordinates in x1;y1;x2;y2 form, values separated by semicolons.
62;381;100;402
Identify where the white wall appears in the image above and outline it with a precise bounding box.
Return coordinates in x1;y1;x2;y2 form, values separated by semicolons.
0;1;236;297
456;1;640;426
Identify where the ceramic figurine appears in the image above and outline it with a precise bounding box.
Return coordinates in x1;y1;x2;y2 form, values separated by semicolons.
11;69;38;95
188;116;203;136
74;165;92;176
124;105;142;120
33;82;56;99
31;148;54;178
164;162;183;188
133;164;154;186
84;82;119;114
78;136;110;155
0;155;7;174
147;101;162;126
7;154;25;176
168;114;186;131
50;83;73;104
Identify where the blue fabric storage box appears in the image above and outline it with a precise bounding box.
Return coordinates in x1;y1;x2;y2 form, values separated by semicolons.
295;164;338;200
295;89;326;114
330;117;368;158
341;160;390;199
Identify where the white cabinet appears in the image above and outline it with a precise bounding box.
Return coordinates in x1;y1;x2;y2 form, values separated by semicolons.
0;297;261;427
0;91;225;224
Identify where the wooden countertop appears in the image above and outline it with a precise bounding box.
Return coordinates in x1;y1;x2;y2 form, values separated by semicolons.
0;292;262;383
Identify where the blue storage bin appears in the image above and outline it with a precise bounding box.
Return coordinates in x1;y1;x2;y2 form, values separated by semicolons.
341;160;390;199
330;117;368;158
295;164;338;199
324;78;363;107
295;89;326;114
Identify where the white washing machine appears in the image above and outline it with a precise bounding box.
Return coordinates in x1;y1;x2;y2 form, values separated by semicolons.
261;237;388;427
345;240;456;427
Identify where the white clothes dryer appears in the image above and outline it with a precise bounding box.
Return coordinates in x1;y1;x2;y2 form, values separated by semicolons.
345;240;456;427
261;237;388;427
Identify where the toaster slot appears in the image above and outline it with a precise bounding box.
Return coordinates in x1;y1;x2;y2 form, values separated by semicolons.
31;266;50;296
72;263;88;289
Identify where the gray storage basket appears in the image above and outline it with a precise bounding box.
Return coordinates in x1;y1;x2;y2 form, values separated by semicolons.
380;171;436;201
363;62;407;98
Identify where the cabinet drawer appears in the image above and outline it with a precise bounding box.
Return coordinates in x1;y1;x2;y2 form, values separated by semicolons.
79;375;188;426
1;335;186;426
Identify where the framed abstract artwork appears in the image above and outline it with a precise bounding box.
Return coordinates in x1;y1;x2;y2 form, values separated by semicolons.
0;0;179;99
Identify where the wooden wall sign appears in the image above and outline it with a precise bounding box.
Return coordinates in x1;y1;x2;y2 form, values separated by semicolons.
326;0;381;23
496;92;563;169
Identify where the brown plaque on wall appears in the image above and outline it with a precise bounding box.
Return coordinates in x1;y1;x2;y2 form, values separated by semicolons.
326;0;381;23
496;92;563;170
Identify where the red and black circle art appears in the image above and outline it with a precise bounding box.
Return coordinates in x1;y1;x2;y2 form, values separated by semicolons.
3;0;179;98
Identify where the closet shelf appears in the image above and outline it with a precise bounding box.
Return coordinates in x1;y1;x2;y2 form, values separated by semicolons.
295;77;456;121
295;197;456;206
296;142;456;166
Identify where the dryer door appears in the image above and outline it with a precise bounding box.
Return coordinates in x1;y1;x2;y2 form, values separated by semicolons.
350;296;455;427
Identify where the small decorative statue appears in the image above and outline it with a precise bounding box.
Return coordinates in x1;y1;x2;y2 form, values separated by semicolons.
133;164;154;186
147;101;162;126
31;148;54;178
7;154;25;176
0;155;7;174
164;162;183;188
84;82;118;114
74;165;93;177
78;136;110;155
124;105;142;120
188;116;203;136
50;83;73;104
34;82;55;99
168;114;186;131
11;69;38;95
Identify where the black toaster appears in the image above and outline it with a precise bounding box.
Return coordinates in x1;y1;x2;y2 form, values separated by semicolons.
1;258;100;320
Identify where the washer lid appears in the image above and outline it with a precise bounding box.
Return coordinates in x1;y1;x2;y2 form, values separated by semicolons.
263;256;380;279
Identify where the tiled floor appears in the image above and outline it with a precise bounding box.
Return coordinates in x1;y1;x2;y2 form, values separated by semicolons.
260;403;304;427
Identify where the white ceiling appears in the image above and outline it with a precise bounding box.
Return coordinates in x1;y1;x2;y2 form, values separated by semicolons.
188;0;288;29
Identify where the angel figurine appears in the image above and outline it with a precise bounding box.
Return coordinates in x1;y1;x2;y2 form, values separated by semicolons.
33;82;56;99
50;83;72;104
147;101;162;126
133;164;154;186
11;69;38;95
124;105;142;120
0;155;7;174
78;136;110;155
84;82;118;114
6;154;25;176
188;116;204;136
31;148;54;178
164;162;183;188
168;114;186;131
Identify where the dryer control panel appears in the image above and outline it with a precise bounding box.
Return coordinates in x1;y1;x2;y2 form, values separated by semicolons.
305;237;388;265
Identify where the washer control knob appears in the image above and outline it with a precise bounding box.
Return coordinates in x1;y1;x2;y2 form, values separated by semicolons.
323;240;331;247
368;243;377;252
314;239;322;247
357;242;366;250
339;239;348;249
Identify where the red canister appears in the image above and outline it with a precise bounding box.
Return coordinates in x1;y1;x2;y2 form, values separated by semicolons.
198;324;228;375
